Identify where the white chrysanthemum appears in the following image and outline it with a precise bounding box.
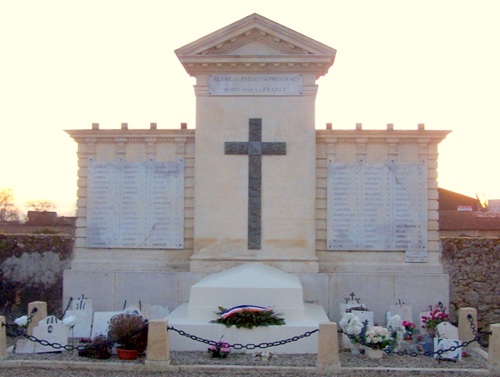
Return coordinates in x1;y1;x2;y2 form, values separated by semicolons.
14;315;28;327
62;315;77;328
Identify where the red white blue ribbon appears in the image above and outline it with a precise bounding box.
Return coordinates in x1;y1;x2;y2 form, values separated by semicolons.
221;305;272;318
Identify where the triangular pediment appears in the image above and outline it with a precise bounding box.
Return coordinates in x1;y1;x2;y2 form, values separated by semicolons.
176;13;336;77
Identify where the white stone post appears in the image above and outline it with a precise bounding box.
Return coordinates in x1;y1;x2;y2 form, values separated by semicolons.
27;301;47;336
145;319;170;369
317;322;340;373
488;323;500;375
457;307;478;348
0;316;6;359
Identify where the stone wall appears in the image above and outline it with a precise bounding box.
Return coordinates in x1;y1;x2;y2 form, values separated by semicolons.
0;234;73;320
441;237;500;330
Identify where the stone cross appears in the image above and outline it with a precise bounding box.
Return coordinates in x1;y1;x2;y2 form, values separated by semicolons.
225;118;286;249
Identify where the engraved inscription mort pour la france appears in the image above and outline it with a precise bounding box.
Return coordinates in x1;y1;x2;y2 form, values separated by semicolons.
208;74;303;96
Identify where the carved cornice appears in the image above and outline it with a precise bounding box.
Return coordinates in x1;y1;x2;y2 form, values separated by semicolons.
66;129;196;144
316;129;451;144
176;13;336;79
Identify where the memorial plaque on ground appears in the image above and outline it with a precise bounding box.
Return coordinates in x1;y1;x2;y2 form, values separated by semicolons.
327;162;428;260
86;159;184;249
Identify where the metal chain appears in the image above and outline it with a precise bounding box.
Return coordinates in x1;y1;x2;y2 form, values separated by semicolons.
467;314;491;347
61;297;73;319
168;325;318;350
2;322;88;351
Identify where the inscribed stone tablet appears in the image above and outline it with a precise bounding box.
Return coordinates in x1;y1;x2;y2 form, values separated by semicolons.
208;74;303;96
86;159;184;249
326;162;427;259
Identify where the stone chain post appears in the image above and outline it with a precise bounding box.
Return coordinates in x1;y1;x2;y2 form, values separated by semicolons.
457;307;478;348
488;323;500;375
27;301;47;336
145;319;170;369
317;322;340;374
0;316;6;359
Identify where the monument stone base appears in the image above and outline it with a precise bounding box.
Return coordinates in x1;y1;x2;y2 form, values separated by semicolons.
166;263;328;354
63;266;449;336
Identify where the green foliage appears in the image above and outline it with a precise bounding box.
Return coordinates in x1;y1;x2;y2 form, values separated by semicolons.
32;228;60;234
211;306;285;329
107;313;148;353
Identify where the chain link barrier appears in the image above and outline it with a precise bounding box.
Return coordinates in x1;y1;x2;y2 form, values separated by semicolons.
1;304;149;351
167;325;318;350
0;311;493;357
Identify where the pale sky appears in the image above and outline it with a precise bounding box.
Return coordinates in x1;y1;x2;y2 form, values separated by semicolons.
1;0;499;216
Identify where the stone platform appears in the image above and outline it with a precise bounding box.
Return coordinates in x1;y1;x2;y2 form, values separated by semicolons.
166;263;329;354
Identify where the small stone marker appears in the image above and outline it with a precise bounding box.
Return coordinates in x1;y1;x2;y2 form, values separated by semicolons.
64;297;93;338
33;315;69;353
436;322;459;339
434;338;462;361
91;306;145;339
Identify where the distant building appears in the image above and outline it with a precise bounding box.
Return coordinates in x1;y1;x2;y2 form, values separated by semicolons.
439;188;500;237
26;211;57;226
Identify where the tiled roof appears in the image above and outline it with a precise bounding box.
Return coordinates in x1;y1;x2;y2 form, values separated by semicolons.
439;210;500;230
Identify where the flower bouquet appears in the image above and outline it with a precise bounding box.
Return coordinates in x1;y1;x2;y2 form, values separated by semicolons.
363;326;392;350
387;315;405;349
208;338;230;358
339;312;364;344
421;303;449;337
402;320;416;340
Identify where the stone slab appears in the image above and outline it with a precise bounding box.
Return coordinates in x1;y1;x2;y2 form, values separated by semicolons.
186;263;305;321
388;304;413;323
114;271;177;312
327;162;427;257
64;309;92;339
32;316;69;353
91;312;120;339
434;338;462;361
329;273;449;325
437;322;459;339
86;159;184;249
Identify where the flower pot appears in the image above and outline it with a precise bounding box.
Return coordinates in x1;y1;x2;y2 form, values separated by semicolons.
367;348;384;359
116;347;138;360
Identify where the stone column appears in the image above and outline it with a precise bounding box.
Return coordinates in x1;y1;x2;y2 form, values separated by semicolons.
457;307;478;348
317;322;340;373
0;316;6;359
27;301;47;336
145;319;170;369
488;323;500;375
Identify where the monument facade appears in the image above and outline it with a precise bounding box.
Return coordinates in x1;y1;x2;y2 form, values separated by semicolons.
64;14;450;323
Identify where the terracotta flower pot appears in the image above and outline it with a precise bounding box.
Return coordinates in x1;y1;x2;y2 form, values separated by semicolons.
116;347;138;360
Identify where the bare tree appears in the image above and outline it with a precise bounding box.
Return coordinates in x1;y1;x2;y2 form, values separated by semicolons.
0;188;21;222
26;199;56;212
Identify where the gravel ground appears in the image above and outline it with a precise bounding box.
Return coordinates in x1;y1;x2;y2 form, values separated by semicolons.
1;336;492;377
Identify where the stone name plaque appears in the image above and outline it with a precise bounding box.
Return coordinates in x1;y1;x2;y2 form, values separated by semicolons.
86;159;184;249
208;74;303;96
327;162;428;261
